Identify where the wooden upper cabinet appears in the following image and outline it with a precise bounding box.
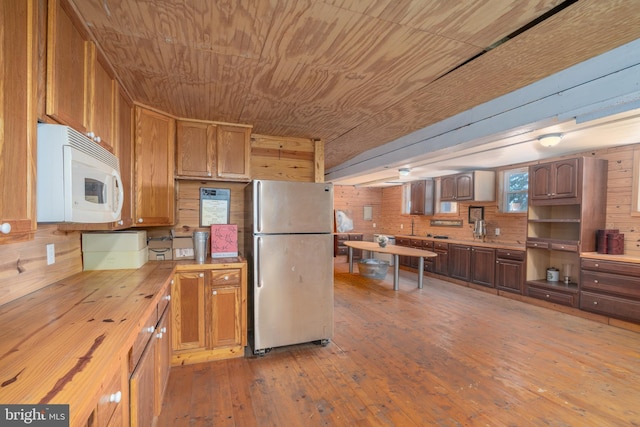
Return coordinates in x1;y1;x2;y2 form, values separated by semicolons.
114;88;134;229
440;171;495;202
216;125;251;180
176;120;216;178
133;106;175;226
530;158;580;204
87;48;116;150
46;0;90;133
0;0;38;244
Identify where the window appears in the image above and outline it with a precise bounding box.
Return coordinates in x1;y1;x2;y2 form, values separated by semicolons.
501;167;528;213
435;178;457;214
401;183;411;214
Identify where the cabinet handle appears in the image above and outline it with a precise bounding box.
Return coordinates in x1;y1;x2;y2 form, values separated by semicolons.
171;279;174;285
156;332;163;339
212;290;217;295
593;301;598;305
545;294;550;298
137;218;144;223
161;327;167;333
594;280;599;284
144;326;155;333
223;275;229;280
109;391;122;404
117;220;123;226
87;131;95;138
164;295;171;301
199;273;204;278
0;223;11;234
594;263;599;267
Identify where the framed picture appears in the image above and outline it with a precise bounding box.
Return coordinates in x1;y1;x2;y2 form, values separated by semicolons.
468;206;484;223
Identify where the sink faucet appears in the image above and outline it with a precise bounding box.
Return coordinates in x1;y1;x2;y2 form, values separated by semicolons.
411;218;415;236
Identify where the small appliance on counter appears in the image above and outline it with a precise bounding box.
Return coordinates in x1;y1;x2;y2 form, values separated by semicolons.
473;220;486;241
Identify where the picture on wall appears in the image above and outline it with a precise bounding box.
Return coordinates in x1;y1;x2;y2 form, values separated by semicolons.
335;210;354;233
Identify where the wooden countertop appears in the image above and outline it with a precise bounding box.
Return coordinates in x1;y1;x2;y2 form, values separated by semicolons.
0;262;176;424
394;235;526;251
345;241;436;258
580;252;640;264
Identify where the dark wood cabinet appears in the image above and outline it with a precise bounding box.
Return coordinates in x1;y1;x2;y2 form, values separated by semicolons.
395;237;411;267
495;249;525;294
449;244;471;281
433;241;449;276
525;157;608;306
334;233;363;260
409;180;434;215
471;247;495;287
440;171;495;202
422;240;435;273
530;158;580;204
580;258;640;324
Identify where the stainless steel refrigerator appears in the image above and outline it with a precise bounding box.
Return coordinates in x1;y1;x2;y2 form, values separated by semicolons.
245;180;334;355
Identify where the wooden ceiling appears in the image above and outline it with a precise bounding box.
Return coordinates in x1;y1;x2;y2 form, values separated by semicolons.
71;0;640;170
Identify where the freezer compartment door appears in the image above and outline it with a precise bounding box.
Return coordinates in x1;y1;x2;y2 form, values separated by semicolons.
253;234;334;351
253;180;334;234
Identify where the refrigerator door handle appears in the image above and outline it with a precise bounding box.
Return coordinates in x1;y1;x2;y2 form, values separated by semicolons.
256;236;263;288
256;181;262;233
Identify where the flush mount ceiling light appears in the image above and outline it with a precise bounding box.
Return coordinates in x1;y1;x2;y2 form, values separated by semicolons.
538;133;563;147
398;168;411;176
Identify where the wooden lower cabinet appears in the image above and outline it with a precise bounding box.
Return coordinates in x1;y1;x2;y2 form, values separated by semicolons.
449;244;471;281
495;249;525;294
172;260;247;366
470;247;495;287
334;233;363;259
130;292;172;426
433;242;449;276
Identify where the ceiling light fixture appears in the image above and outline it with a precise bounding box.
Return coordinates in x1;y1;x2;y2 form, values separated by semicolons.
398;168;411;176
538;133;563;147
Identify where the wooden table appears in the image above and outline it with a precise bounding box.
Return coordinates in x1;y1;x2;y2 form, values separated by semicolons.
344;241;437;290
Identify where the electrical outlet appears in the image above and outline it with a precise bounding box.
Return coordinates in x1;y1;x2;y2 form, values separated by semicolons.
400;224;404;229
495;228;501;236
372;223;376;228
47;244;55;265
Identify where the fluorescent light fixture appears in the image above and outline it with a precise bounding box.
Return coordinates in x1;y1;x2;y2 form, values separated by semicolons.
398;168;411;176
538;133;562;147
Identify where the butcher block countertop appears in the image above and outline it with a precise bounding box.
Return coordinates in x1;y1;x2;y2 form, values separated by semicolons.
0;261;176;425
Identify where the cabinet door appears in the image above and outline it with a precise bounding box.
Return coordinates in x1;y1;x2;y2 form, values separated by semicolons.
410;181;426;215
216;125;251;180
133;107;175;226
449;244;471;281
172;272;206;352
496;259;524;293
530;163;553;201
349;234;363;261
553;159;579;200
46;0;90;133
155;305;171;416
0;0;37;244
440;176;456;201
176;120;216;178
130;334;156;427
88;49;116;149
113;88;134;229
471;247;495;287
210;285;242;348
454;173;473;201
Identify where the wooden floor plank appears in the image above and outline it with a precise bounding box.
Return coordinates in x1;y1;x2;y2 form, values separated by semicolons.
158;259;640;426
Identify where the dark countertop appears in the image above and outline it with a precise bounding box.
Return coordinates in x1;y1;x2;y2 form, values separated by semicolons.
394;234;526;251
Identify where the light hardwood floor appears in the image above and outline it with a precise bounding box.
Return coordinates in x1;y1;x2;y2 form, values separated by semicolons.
158;258;640;426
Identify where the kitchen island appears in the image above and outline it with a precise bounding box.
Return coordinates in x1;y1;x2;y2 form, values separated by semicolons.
345;241;436;290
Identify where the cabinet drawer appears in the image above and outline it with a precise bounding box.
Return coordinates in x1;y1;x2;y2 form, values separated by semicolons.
157;285;171;322
349;234;363;241
550;242;578;252
210;269;240;286
434;241;448;251
129;312;156;373
526;240;549;249
410;239;423;247
337;246;348;255
580;291;640;323
97;367;123;427
581;258;640;276
422;241;434;251
581;270;640;299
496;249;525;261
527;285;577;307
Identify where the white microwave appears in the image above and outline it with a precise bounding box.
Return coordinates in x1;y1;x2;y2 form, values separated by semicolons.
37;124;124;223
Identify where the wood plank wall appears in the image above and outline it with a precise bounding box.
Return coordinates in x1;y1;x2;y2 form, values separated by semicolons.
333;186;383;241
0;225;82;306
